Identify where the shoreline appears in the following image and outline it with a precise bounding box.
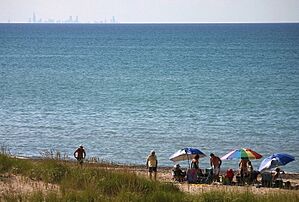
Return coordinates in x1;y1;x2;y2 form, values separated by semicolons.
13;154;299;175
12;154;299;185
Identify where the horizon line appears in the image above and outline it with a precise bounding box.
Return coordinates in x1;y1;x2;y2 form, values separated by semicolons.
1;21;299;25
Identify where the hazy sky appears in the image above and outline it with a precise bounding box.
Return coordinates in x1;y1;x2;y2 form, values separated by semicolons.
1;0;299;23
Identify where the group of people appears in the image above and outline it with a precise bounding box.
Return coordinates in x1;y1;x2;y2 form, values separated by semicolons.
73;146;282;187
234;158;258;185
145;151;223;182
260;167;285;188
146;151;286;187
186;153;222;182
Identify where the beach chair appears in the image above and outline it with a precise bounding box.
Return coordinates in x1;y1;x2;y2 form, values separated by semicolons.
203;168;214;184
250;170;260;184
195;168;212;184
172;169;186;182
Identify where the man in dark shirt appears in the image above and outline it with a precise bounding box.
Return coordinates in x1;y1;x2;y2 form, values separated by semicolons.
74;145;86;167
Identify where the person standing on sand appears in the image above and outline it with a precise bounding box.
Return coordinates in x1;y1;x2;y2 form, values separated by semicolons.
239;158;248;181
191;154;203;177
210;153;222;182
191;154;200;169
146;150;158;180
74;145;86;167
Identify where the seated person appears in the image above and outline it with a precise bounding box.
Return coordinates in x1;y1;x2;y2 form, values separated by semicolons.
284;181;291;189
224;168;234;185
246;161;254;184
272;167;284;188
172;164;186;182
236;172;243;185
250;170;260;184
261;171;272;187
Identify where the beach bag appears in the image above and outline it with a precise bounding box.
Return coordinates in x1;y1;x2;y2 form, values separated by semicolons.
187;168;197;183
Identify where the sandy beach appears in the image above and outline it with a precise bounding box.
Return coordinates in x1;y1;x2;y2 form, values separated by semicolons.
121;165;299;194
1;160;299;197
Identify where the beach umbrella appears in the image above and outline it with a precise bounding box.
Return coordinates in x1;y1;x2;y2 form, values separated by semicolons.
169;147;206;162
220;148;262;160
258;153;295;172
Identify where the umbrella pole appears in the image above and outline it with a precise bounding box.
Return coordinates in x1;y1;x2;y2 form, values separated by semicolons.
187;152;190;189
184;149;191;168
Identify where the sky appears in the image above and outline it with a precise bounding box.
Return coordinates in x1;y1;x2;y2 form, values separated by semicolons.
1;0;299;23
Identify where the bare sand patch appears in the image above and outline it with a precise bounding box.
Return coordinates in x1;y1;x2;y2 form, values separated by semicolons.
0;173;59;196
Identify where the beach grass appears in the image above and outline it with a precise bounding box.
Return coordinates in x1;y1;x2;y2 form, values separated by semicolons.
0;153;298;202
198;190;299;202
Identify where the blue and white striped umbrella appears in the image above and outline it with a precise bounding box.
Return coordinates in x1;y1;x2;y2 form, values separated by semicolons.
258;153;295;172
169;147;206;162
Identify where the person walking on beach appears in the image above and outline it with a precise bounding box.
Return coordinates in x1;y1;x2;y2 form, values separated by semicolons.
74;145;86;167
210;153;222;182
146;150;158;180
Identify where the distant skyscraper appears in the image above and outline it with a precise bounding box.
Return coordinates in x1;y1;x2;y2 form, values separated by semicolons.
32;12;36;23
112;16;116;23
75;16;79;23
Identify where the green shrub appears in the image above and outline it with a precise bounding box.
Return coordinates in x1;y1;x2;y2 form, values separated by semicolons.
0;154;33;174
115;190;143;202
1;193;24;202
146;190;187;202
28;159;69;183
0;154;14;173
256;192;299;202
195;190;299;202
41;160;68;183
27;191;44;202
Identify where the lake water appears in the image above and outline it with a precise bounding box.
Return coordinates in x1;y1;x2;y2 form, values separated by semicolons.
0;23;298;172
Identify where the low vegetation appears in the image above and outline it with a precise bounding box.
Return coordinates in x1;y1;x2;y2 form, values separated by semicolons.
0;154;298;202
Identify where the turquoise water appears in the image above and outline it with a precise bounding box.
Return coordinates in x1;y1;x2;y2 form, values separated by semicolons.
0;24;298;171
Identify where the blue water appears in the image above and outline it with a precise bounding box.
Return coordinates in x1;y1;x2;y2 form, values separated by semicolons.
0;23;299;172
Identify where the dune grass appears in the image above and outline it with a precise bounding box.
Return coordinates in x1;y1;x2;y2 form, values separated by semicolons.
0;153;298;202
198;190;299;202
